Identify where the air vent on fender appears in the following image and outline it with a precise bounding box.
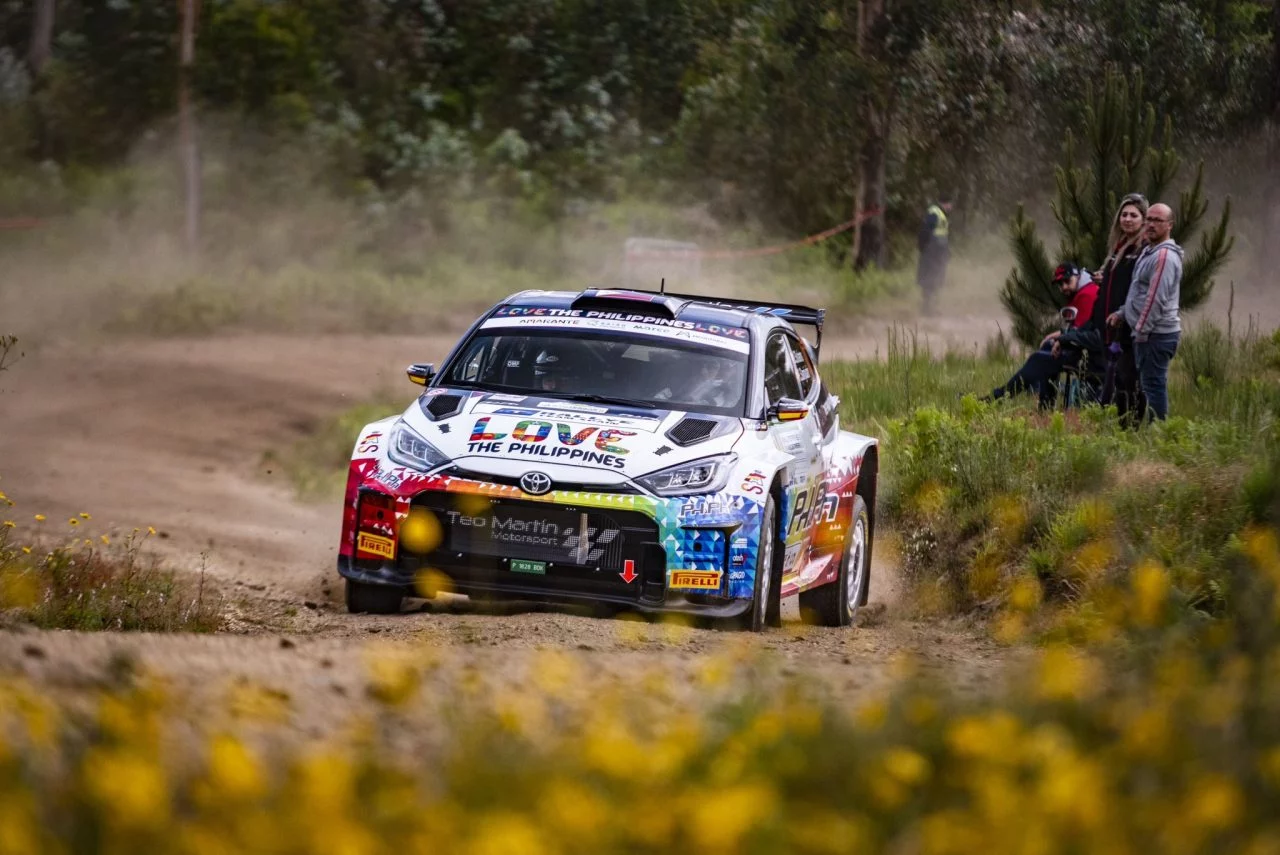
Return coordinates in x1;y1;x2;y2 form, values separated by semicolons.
420;393;464;421
666;417;719;447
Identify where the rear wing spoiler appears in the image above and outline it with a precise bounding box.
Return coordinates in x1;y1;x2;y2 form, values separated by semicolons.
580;288;827;357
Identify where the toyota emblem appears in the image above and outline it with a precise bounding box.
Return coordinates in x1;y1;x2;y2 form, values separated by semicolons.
519;471;553;496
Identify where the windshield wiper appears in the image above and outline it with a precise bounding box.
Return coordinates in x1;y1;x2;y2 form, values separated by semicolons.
540;392;657;410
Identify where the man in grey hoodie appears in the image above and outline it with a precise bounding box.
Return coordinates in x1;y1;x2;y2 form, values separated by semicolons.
1107;202;1182;420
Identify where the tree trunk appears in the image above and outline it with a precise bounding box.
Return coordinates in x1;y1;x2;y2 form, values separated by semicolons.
854;99;889;270
1267;2;1280;274
1273;0;1280;117
27;0;55;76
179;0;201;254
851;0;888;271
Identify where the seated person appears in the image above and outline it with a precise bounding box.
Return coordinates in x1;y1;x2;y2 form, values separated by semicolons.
684;354;733;407
532;345;583;394
983;262;1098;408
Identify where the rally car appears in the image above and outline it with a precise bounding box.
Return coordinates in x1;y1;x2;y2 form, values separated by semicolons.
337;288;879;631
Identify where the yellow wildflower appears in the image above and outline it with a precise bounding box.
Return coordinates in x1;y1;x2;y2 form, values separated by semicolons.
687;783;776;853
1034;646;1098;702
205;734;266;801
147;526;157;536
82;748;170;830
883;746;931;786
33;514;45;522
79;512;91;520
946;712;1022;761
67;517;79;526
1008;575;1042;612
21;547;30;554
468;812;548;855
538;780;608;840
1184;775;1244;831
2;520;14;528
1131;559;1169;627
100;534;110;545
366;655;421;707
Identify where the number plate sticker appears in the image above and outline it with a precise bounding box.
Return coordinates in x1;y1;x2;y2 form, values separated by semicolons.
510;559;547;575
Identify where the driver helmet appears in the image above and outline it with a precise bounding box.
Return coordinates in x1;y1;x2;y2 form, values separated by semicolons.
533;346;579;391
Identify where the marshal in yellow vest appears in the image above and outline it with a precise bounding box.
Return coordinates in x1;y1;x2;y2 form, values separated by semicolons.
927;204;949;239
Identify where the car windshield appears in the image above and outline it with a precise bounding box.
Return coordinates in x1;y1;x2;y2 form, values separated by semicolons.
440;329;749;416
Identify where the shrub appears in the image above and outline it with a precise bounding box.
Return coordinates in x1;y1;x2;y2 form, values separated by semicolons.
0;511;222;633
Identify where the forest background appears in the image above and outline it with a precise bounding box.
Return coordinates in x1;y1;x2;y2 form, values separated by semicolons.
0;0;1277;333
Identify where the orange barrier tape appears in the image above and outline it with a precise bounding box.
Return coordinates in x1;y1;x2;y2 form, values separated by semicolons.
624;208;882;260
0;218;43;230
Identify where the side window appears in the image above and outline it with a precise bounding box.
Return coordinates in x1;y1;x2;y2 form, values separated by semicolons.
451;338;492;383
763;334;803;404
785;336;816;400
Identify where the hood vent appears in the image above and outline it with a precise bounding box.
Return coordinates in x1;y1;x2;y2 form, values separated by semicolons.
421;393;464;421
666;417;719;447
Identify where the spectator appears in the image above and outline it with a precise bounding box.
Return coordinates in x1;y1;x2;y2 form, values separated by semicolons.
983;263;1098;408
1108;202;1182;421
917;195;952;316
1059;193;1148;424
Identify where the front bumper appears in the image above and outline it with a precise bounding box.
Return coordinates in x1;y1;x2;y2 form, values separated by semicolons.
339;484;759;617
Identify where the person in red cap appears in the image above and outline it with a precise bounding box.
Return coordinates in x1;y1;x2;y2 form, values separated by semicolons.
983;262;1099;407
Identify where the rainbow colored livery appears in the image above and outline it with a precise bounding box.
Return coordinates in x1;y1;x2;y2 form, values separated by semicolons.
337;288;878;630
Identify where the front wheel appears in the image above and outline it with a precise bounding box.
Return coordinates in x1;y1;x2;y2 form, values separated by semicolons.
800;495;870;627
743;496;782;632
345;579;405;615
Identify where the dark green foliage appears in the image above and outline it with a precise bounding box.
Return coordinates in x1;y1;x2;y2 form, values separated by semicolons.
0;0;1273;261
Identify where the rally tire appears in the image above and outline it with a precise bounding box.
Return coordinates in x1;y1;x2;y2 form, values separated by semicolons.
800;495;870;627
745;496;782;632
345;579;405;615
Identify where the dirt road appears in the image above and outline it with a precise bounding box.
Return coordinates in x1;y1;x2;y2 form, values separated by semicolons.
0;329;1010;731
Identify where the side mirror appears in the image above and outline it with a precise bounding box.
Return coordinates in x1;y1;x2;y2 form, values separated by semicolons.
406;363;436;386
767;397;810;423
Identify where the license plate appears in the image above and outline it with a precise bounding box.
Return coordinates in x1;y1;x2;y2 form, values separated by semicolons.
510;559;547;575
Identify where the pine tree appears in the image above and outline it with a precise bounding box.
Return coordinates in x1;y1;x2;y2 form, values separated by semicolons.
1001;68;1234;347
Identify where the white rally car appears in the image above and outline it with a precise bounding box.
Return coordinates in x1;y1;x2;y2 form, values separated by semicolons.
337;288;879;630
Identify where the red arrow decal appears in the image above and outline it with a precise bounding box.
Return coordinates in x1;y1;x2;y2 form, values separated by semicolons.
620;560;638;584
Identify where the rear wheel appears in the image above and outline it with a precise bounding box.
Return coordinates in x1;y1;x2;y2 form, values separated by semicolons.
800;495;869;627
744;496;782;632
345;579;405;615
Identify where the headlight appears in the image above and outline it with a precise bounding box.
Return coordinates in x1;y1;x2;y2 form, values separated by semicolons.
387;421;448;472
636;454;737;497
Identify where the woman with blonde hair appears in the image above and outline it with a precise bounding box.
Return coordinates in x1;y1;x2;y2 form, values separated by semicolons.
1059;192;1149;422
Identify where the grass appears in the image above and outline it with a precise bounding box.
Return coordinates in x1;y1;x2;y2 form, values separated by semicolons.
266;394;408;500
0;511;223;633
854;322;1280;640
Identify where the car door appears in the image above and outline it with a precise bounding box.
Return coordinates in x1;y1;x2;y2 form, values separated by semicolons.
763;331;822;578
784;334;846;579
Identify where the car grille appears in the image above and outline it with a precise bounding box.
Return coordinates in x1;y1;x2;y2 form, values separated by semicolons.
412;496;657;572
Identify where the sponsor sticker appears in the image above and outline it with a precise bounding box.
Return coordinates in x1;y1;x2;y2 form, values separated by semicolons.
480;313;750;353
668;569;723;591
535;400;609;414
357;532;396;560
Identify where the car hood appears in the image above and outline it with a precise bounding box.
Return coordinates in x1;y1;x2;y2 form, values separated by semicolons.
402;389;744;485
